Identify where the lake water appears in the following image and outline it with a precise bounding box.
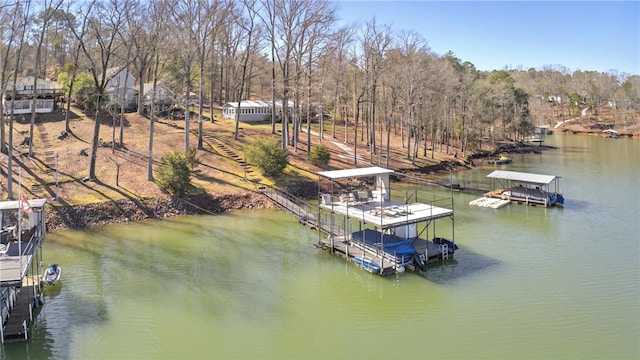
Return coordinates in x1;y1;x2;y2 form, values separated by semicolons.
2;135;638;359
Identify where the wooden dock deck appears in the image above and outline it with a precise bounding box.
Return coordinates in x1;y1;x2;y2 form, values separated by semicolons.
485;189;549;207
2;282;39;343
316;235;452;275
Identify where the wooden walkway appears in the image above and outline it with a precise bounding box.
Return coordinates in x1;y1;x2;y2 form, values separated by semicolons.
2;282;39;343
260;188;341;235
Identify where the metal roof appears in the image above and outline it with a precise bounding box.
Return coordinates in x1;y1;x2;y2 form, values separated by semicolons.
0;198;47;211
222;100;293;108
487;170;559;184
318;166;394;180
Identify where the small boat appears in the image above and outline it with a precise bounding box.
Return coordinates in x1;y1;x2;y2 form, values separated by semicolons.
488;156;512;165
602;129;619;138
352;256;381;274
432;237;459;251
41;264;61;285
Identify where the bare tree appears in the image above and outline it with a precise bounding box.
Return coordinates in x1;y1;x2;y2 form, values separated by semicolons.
28;0;64;157
360;18;392;163
261;0;324;150
0;1;26;156
68;0;129;181
234;0;259;140
6;0;32;199
326;26;355;140
171;0;201;152
146;3;171;181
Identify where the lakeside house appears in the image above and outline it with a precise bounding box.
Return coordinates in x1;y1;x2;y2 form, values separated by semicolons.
3;76;64;115
141;82;176;113
222;100;294;123
103;67;138;112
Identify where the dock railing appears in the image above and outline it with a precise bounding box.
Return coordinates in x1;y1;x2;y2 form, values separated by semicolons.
260;186;317;225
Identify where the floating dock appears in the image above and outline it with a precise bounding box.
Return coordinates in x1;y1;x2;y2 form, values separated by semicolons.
316;167;457;276
469;197;510;208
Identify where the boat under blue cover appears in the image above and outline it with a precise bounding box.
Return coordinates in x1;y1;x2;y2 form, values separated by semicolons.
351;229;417;256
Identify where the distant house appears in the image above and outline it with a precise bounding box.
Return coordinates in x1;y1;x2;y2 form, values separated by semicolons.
222;100;294;123
103;67;137;111
141;82;176;113
534;125;552;135
104;67;135;89
548;95;562;104
3;76;64;114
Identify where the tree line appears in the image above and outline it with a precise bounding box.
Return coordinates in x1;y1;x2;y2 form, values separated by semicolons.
1;0;638;198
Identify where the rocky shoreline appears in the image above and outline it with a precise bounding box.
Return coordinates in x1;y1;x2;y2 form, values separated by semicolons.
45;191;275;232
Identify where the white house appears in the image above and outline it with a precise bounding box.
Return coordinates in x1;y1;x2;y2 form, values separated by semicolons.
7;76;56;95
3;76;63;114
103;67;137;111
222;100;294;123
104;67;135;89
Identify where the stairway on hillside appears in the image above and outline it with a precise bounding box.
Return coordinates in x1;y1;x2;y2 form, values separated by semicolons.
32;122;57;198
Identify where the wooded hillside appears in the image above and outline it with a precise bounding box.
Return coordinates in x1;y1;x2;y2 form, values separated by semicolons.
0;0;637;203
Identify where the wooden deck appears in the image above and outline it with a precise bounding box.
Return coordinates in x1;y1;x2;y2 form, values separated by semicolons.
316;235;452;276
2;281;40;343
485;189;550;207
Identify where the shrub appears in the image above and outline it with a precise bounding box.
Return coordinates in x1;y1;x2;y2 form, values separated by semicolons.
245;137;288;177
155;150;192;195
308;144;330;166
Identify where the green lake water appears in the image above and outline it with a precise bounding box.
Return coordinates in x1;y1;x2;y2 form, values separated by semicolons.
2;135;638;359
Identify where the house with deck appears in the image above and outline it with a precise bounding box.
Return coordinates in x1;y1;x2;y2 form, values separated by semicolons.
3;76;64;115
141;82;176;113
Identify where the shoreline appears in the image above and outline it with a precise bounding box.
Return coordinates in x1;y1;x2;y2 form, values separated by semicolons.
45;191;275;232
41;136;626;232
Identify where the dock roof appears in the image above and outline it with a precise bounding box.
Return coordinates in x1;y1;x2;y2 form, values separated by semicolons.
487;170;559;184
318;166;394;180
0;198;47;211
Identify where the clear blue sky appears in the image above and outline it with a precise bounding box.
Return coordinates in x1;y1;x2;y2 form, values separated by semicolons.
335;1;640;75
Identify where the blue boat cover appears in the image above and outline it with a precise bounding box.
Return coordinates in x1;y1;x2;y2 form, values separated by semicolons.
351;229;417;256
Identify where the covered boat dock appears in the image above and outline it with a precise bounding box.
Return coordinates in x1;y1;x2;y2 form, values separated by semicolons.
317;167;456;276
483;170;564;207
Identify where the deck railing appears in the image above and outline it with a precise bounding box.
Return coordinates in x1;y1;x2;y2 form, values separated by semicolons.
260;187;317;225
